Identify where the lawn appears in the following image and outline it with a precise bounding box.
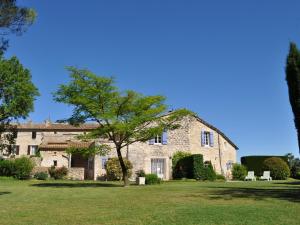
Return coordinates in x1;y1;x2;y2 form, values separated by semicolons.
0;178;300;225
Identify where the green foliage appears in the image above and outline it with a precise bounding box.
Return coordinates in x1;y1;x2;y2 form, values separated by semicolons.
286;42;300;153
232;164;247;181
145;174;161;185
105;158;133;181
262;157;290;180
172;151;191;171
48;166;68;180
0;159;15;176
53;67;193;186
285;153;300;178
216;174;226;181
173;154;205;180
0;55;39;154
66;144;111;158
202;162;216;181
135;169;146;177
13;156;35;180
0;0;36;51
34;172;48;180
241;156;288;176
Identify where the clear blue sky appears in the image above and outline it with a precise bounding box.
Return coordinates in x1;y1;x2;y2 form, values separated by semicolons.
4;0;300;159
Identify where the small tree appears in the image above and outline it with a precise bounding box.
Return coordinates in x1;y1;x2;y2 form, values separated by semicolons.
54;67;193;186
0;55;39;155
232;164;247;181
105;157;133;181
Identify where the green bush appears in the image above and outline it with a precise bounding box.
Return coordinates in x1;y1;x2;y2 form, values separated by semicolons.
48;166;68;179
145;174;161;185
135;169;146;177
172;151;191;170
232;164;247;180
34;172;48;180
216;174;226;181
13;157;35;180
0;160;15;177
202;162;216;181
173;154;204;179
241;155;288;176
262;157;290;180
105;157;133;181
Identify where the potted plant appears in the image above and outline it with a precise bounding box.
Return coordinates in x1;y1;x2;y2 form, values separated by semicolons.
136;170;146;185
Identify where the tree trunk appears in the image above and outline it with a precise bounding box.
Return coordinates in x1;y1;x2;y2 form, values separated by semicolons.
116;146;129;187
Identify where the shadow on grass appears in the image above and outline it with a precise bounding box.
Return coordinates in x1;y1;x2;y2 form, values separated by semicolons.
0;192;11;195
203;182;300;202
31;182;123;188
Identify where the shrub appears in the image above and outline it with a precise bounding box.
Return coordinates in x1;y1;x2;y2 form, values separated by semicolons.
34;172;48;180
105;157;133;181
202;161;216;181
135;169;146;177
173;154;204;179
232;164;247;180
145;174;161;185
262;157;290;180
172;151;191;170
241;155;288;176
48;166;68;179
13;157;35;180
216;174;226;181
0;160;15;177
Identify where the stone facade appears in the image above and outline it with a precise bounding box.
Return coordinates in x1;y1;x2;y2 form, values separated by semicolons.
7;115;238;180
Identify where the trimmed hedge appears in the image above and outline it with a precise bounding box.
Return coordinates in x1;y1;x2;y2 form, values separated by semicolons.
0;157;34;179
145;174;161;185
173;154;205;180
232;164;247;180
202;162;216;181
241;156;288;176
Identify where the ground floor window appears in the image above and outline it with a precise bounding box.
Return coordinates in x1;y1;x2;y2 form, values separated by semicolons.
27;145;38;155
151;158;165;179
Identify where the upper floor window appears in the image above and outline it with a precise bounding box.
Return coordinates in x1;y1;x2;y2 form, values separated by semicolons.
154;135;162;144
201;130;214;147
149;130;168;145
32;131;37;139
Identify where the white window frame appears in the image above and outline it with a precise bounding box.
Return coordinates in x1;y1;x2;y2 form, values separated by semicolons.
30;145;38;155
203;131;211;146
154;134;162;144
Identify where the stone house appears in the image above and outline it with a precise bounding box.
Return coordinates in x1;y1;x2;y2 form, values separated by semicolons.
6;115;238;180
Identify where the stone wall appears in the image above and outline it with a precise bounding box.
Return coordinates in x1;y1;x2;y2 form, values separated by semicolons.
67;167;85;180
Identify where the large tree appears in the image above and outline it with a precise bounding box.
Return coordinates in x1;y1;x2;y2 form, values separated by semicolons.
286;42;300;153
0;54;39;155
0;0;36;52
54;67;192;186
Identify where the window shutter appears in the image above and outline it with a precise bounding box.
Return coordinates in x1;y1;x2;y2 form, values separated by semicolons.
201;130;205;146
149;138;155;145
209;132;214;147
162;130;168;145
16;146;19;155
27;146;31;155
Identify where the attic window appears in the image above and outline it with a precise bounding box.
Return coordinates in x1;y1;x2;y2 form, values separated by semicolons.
32;131;36;139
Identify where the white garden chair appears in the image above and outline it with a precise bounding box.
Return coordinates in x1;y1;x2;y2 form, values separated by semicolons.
260;171;272;181
245;171;256;181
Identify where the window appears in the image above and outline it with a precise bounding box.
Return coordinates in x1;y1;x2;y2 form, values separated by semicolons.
102;158;108;169
226;161;233;170
53;160;57;167
154;135;162;144
12;145;20;155
27;145;38;155
201;131;214;147
32;131;37;139
54;131;57;134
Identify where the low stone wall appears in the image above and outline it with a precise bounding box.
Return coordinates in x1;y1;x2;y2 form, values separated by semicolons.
67;167;85;180
31;166;49;175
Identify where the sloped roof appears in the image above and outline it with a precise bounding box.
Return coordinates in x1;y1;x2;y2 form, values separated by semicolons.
17;123;98;131
39;141;94;151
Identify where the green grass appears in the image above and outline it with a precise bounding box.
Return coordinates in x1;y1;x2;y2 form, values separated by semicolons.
0;177;300;225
